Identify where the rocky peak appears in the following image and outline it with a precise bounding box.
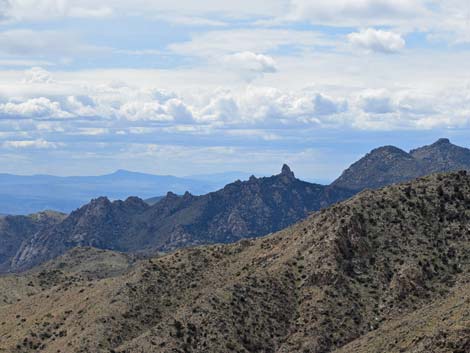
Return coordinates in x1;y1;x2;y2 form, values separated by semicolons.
280;164;295;179
87;197;112;209
123;196;149;210
433;138;451;146
369;145;410;158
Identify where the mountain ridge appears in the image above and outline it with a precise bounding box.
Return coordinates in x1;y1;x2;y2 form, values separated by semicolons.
331;137;470;191
10;165;354;271
4;138;470;273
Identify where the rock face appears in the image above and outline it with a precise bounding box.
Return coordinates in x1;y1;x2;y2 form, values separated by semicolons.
0;211;66;272
332;138;470;191
0;171;469;353
11;166;354;271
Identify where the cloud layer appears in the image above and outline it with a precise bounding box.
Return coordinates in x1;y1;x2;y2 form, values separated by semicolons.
1;0;470;177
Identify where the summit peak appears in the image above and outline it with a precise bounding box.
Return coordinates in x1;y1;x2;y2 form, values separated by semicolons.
281;164;295;179
433;138;451;145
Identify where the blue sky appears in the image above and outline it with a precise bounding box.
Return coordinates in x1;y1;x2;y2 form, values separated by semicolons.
1;0;470;181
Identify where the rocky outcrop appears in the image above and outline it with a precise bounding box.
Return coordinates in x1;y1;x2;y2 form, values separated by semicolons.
0;211;65;272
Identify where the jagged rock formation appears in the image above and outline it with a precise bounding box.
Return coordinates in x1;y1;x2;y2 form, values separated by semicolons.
0;211;66;272
11;165;354;271
0;171;469;352
332;138;470;191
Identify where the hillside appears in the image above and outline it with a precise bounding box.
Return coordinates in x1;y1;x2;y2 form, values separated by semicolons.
0;171;469;352
10;165;354;271
332;138;470;191
0;211;66;272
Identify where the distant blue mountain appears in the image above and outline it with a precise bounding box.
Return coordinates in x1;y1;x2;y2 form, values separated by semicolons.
0;170;251;215
186;171;253;185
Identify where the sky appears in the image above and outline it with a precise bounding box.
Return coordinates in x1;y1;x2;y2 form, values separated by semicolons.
1;0;470;181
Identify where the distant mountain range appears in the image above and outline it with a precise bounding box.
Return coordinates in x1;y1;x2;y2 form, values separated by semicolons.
1;171;468;352
3;138;470;273
0;170;251;215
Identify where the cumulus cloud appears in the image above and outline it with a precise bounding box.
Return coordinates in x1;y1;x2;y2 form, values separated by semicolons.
199;91;239;123
1;69;470;133
313;94;348;116
358;90;395;114
223;51;277;81
348;28;405;53
23;67;54;84
0;97;72;119
118;98;193;123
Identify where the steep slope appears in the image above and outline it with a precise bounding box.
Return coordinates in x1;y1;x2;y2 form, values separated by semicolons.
334;283;470;353
11;165;354;271
0;171;469;353
331;146;421;190
0;211;66;272
332;138;470;191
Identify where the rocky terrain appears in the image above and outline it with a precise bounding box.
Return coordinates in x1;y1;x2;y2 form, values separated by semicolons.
0;211;66;272
0;171;469;352
332;138;470;191
10;165;354;272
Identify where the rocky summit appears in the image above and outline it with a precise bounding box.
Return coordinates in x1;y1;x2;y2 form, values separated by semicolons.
0;171;468;353
9;165;354;272
332;138;470;191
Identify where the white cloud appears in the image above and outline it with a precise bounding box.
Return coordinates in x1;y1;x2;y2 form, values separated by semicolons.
2;66;470;132
2;138;61;149
118;98;193;123
223;52;277;81
0;97;72;119
23;67;54;84
358;89;395;114
313;94;348;116
348;28;405;53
